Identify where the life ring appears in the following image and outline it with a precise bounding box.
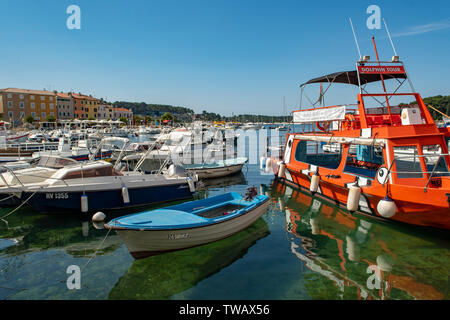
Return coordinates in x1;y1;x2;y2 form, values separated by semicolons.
316;121;331;132
343;114;356;130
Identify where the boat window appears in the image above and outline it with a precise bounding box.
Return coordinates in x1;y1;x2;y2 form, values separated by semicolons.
38;156;78;169
60;165;121;180
294;140;342;169
344;144;384;179
393;146;423;179
422;145;450;177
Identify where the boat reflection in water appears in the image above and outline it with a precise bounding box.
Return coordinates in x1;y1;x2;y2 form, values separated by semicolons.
272;180;449;300
108;218;269;299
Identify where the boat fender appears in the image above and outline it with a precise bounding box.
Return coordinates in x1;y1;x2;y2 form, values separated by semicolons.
346;186;361;212
309;171;320;193
278;197;286;211
122;186;130;204
92;221;105;230
187;177;195;192
376;195;397;218
265;158;272;173
92;211;106;222
278;162;286;179
260;157;266;170
81;194;88;213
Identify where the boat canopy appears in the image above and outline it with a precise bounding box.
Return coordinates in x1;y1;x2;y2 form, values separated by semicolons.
300;70;407;87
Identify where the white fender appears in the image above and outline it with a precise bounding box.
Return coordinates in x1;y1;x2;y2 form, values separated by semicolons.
122;186;130;204
309;173;320;193
265;158;272;173
187;177;195;192
92;211;106;222
347;186;361;212
377;195;397;218
277;162;286;178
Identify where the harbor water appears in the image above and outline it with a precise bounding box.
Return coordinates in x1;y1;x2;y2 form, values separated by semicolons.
0;130;449;300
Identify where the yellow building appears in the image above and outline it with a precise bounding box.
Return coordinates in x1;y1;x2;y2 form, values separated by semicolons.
72;93;100;119
0;88;57;124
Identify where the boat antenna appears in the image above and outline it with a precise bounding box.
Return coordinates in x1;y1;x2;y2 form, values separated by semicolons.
349;18;362;60
383;18;398;57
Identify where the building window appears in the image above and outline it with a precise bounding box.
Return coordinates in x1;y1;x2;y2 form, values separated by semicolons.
31;95;35;100
50;103;54;109
40;96;45;100
7;93;12;98
41;103;45;109
7;101;12;108
20;102;24;108
31;112;36;117
19;94;24;100
50;112;54;116
49;96;53;101
31;102;35;109
42;112;46;118
8;111;13;119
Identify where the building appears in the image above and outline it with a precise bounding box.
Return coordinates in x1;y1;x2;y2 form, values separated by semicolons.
71;93;100;120
55;92;74;120
0;88;57;124
113;107;133;122
97;100;115;120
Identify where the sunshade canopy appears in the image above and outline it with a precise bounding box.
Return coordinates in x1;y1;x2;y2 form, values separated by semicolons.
300;70;407;87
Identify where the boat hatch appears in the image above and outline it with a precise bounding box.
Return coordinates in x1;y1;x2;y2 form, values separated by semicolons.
52;162;123;180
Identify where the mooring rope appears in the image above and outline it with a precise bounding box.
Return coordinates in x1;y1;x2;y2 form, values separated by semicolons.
81;227;112;272
0;189;39;223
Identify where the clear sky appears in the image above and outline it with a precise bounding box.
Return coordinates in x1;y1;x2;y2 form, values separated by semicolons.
0;0;449;116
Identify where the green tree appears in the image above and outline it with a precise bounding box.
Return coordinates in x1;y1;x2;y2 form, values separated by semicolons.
119;116;128;124
46;115;56;122
145;115;152;123
24;115;34;124
161;112;174;121
87;117;95;121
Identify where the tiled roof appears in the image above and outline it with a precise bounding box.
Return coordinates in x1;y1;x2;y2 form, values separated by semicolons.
0;88;55;95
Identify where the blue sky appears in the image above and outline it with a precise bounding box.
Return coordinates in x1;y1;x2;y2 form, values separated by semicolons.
0;0;449;116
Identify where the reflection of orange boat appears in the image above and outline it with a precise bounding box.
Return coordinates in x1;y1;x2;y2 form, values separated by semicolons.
267;38;450;230
272;180;445;300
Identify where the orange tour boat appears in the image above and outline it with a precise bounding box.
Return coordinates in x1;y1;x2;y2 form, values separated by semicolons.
265;37;450;230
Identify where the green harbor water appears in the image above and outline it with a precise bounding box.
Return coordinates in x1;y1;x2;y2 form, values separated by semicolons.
0;133;449;300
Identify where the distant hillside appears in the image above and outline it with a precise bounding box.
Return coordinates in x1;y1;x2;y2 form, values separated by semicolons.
113;101;194;121
422;95;450;119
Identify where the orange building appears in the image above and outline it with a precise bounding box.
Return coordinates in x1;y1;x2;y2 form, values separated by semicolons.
0;88;57;124
71;93;100;120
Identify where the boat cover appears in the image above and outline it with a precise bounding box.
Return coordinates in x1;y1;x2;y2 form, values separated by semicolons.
300;70;407;87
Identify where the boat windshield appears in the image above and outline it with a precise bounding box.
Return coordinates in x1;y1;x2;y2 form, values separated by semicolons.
37;155;78;169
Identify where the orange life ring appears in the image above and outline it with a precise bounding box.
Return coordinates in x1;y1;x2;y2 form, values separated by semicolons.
316;121;331;132
343;114;356;130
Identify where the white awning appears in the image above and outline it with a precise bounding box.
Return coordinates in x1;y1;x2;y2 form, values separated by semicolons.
293;105;346;123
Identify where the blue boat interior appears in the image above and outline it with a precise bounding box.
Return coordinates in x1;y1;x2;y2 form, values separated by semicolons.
108;192;268;230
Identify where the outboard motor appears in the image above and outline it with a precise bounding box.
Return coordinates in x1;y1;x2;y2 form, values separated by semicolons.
244;186;258;201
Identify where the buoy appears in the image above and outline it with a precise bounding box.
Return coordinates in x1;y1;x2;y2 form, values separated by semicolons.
309;171;320;193
346;185;361;212
277;162;286;179
81;194;88;213
122;186;130;204
265;158;272;173
376;195;397;218
260;156;266;170
92;221;105;230
310;218;320;235
92;211;106;222
187;177;195;192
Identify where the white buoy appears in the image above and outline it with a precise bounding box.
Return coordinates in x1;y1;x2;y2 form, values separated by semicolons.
377;195;397;218
309;172;320;193
278;197;286;211
265;158;272;173
277;162;286;179
260;156;266;170
187;177;195;192
81;194;88;213
346;185;361;212
122;186;130;204
92;211;106;222
92;221;105;230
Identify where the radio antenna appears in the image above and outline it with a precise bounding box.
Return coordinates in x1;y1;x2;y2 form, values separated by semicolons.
383;18;398;56
349;18;362;60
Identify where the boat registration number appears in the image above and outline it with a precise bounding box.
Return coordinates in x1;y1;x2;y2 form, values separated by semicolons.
46;192;69;199
168;233;190;240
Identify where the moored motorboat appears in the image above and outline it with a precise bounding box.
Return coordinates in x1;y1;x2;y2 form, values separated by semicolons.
265;37;450;230
182;157;248;179
105;189;270;258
